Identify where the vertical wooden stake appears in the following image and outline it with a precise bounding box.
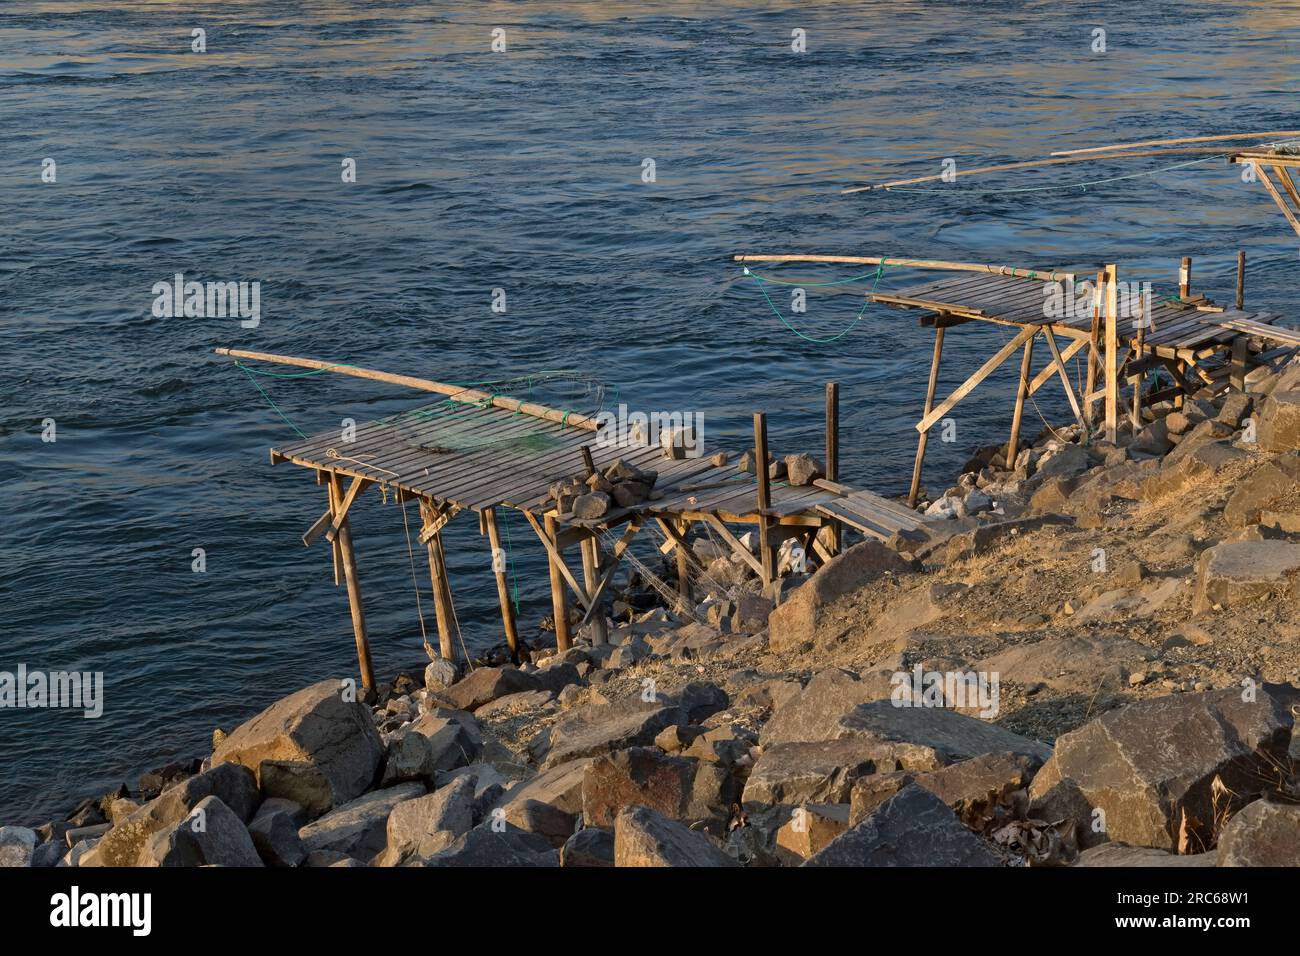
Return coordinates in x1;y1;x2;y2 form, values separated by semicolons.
580;532;608;646
1131;297;1147;429
327;479;342;587
421;501;456;662
753;413;775;587
1179;256;1192;299
1174;359;1187;410
331;472;375;693
1231;336;1248;392
825;382;842;550
545;513;571;651
1236;250;1246;311
483;507;521;663
674;518;692;608
908;328;944;508
1007;331;1037;467
1084;269;1105;425
1104;263;1120;443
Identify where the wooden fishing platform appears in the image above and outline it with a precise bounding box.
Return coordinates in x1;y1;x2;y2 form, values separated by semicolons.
217;347;924;692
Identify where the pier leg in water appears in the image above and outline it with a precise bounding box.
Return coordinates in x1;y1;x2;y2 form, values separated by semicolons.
1105;263;1120;444
580;530;607;646
825;382;842;551
675;518;692;609
545;513;572;651
908;328;944;509
421;499;456;662
331;472;376;694
484;507;520;663
754;412;775;590
1007;331;1037;468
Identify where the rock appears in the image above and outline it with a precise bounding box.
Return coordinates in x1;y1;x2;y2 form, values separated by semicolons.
560;827;615;867
963;488;993;514
582;747;734;834
1259;382;1300;452
139;795;263;867
31;841;62;868
1029;686;1298;851
768;541;915;653
444;666;538;712
1223;453;1300;527
1035;444;1092;480
613;806;738;867
784;453;824;487
732;593;773;633
1073;844;1215;867
424;657;458;692
572;491;612;519
1217;799;1300;866
973;634;1154;692
743;739;878;806
775;803;850;863
378;778;475;865
494;757;591;839
1143;439;1248;502
196;762;261;823
760;669;885;746
0;827;37;867
607;639;650;669
668;681;729;723
1030;475;1078;512
532;698;687;769
1131;418;1173;456
885;752;1035;829
683;724;755;766
256;761;334;818
298;782;425;859
381;716;476;786
247;798;307;867
1193;541;1300;613
212;679;384;813
804;784;1000;867
1218;392;1254;427
474;689;555;719
834;701;1053;771
419;823;558;867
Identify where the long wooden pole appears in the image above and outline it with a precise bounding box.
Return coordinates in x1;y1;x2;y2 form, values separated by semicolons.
421;501;456;662
908;328;945;508
1007;332;1037;467
753;413;775;587
1236;250;1246;310
1104;263;1120;443
1084;269;1105;423
213;347;600;432
545;513;571;651
825;382;841;550
735;253;1069;281
1051;130;1300;156
917;325;1037;434
483;507;521;662
580;533;608;645
330;472;376;693
1179;257;1192;299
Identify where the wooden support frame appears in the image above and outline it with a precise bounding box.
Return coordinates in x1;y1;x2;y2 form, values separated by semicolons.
324;476;369;544
825;382;841;553
1007;330;1038;466
701;514;765;578
917;325;1037;435
908;326;945;508
1083;268;1105;425
419;498;457;662
578;519;642;629
543;513;571;651
1042;326;1087;430
482;507;521;663
1104;263;1120;443
328;471;376;693
1236;250;1246;311
522;511;590;611
754;413;775;587
1254;164;1300;239
581;531;609;645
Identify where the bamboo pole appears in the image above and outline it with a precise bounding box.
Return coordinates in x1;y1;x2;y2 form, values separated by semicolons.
1051;130;1300;156
545;513;571;651
825;382;841;551
754;413;775;587
421;500;456;662
1236;250;1246;310
735;253;1069;281
483;507;521;662
330;472;375;693
1007;332;1037;467
1105;264;1120;443
842;147;1244;193
213;347;600;432
908;328;945;508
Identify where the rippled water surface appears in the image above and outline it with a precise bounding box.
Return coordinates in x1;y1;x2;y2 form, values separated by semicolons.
2;0;1298;823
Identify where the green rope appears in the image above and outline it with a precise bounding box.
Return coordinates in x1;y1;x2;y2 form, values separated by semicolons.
238;364;308;438
744;260;888;344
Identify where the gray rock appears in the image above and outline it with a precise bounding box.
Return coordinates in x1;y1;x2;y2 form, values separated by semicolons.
444;666;538;712
784;453;824;487
613;806;739;867
248;798;307;867
668;681;729;724
495;759;591;844
424;657;458;692
804;784;1000;867
257;760;334;819
833;700;1052;770
381;716;476;786
743;739;878;807
0;826;37;867
560;827;615;867
139;795;263;867
760;669;888;746
1073;843;1215;867
573;491;612;519
532;698;688;769
95;773;224;866
378;777;475;865
299;782;425;859
1217;799;1300;866
212;679;383;812
582;747;735;835
1193;540;1300;614
418;822;558;867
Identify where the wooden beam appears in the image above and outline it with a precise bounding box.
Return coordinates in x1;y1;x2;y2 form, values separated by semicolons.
754;413;775;586
213;347;601;432
1105;263;1120;442
825;382;841;552
544;513;571;651
908;326;945;508
581;532;609;645
329;472;375;693
1083;269;1105;424
1030;336;1086;396
674;518;692;608
324;476;369;545
302;508;332;548
701;514;765;577
483;507;521;663
578;521;641;629
420;499;456;662
326;480;342;586
917;325;1037;434
1179;256;1192;299
1231;336;1249;392
1043;326;1086;429
1256;165;1300;239
417;505;459;545
523;511;589;609
1007;331;1037;466
735;253;1070;281
1052;130;1300;156
1236;250;1246;310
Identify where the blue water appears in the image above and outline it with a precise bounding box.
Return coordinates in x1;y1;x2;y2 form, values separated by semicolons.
2;1;1298;825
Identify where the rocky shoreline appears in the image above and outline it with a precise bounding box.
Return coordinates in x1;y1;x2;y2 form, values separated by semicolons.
4;357;1300;868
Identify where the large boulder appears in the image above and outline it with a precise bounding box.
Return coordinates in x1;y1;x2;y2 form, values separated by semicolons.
1258;382;1300;452
833;700;1052;771
973;635;1154;693
494;758;591;843
139;795;263;867
1029;686;1298;851
298;782;425;860
377;777;475;866
0;827;36;867
560;827;615;867
582;747;735;834
1142;440;1248;501
1223;453;1300;527
743;739;879;807
613;806;738;867
212;680;384;812
1217;799;1300;866
760;668;889;746
768;541;915;653
803;784;1000;867
247;798;307;867
380;715;477;786
418;822;558;867
531;698;688;769
1192;541;1300;613
443;666;539;712
849;752;1036;828
1073;844;1215;867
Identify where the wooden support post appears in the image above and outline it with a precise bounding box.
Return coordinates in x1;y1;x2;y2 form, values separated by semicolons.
1236;250;1246;311
580;532;608;645
1007;331;1037;467
918;325;1036;434
1174;359;1187;409
1084;269;1105;424
421;501;456;662
1104;263;1120;443
545;513;571;651
1178;256;1192;299
908;328;944;508
1131;304;1147;429
825;382;841;550
483;507;520;663
326;479;342;587
1231;336;1249;392
1043;327;1086;430
753;413;775;587
674;518;692;608
330;473;375;693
